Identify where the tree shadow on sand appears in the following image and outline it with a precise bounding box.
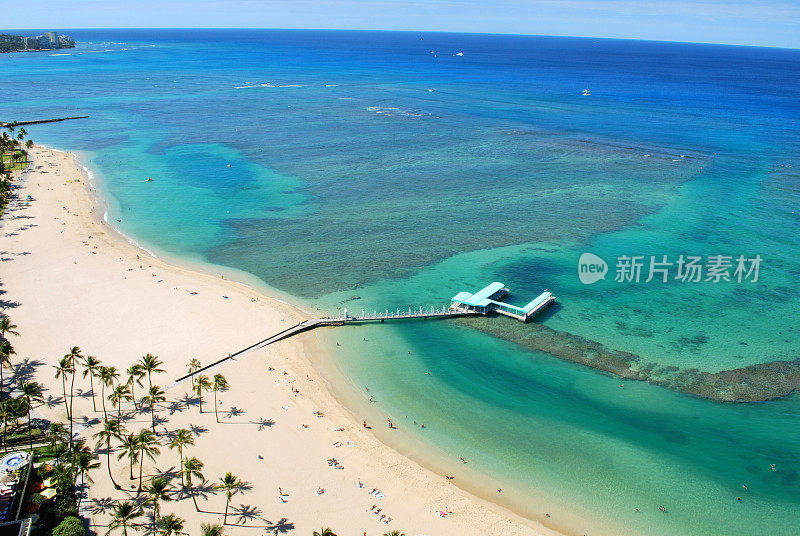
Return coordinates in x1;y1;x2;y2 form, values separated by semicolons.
230;503;268;525
88;496;116;515
10;358;42;384
178;480;221;510
189;424;208;437
152;465;180;482
223;406;246;420
42;394;64;409
252;418;275;431
265;518;295;534
77;415;102;428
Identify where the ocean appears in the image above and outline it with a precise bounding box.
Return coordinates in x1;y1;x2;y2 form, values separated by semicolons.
2;29;799;535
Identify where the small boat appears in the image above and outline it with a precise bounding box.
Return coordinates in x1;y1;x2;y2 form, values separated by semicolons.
145;178;153;182
582;88;591;96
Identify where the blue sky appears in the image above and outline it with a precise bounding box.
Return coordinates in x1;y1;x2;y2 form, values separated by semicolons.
4;0;799;49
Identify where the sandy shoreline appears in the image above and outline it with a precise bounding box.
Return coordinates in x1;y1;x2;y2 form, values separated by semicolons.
0;146;557;536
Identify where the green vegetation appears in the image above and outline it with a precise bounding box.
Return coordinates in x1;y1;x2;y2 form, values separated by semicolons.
0;124;34;215
0;35;25;53
51;516;85;536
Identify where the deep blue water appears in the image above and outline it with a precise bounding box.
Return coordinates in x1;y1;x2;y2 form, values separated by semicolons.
2;29;799;535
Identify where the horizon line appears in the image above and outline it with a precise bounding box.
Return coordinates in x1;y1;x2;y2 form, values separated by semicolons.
2;27;798;52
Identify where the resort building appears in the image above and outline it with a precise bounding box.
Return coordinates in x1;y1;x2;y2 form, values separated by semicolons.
451;282;555;322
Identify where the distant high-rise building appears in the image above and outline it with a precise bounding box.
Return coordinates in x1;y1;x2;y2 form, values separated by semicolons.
46;31;58;46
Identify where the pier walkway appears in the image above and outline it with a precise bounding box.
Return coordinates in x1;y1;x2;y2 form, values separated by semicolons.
173;283;555;382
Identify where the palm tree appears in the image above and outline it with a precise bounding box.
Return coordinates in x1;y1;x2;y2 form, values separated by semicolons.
312;529;337;536
64;346;82;446
93;418;125;490
0;340;15;407
199;523;224;536
49;422;67;447
75;449;100;508
144;385;166;434
0;399;13;452
181;457;204;512
144;476;172;525
217;472;242;525
54;356;74;433
109;384;132;433
135;428;161;491
211;374;228;423
25;139;33;150
194;375;211;414
98;366;120;422
139;354;164;392
118;432;140;481
0;315;18;340
106;501;143;536
20;381;42;450
156;514;186;536
126;364;145;411
168;429;194;486
383;531;406;536
82;355;102;412
187;359;201;390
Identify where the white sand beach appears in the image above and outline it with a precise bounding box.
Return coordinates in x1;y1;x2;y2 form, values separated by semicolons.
0;146;558;536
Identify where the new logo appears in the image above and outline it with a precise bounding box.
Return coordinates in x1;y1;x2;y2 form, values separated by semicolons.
578;253;608;284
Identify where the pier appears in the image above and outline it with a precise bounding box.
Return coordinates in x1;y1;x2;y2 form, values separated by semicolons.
450;282;555;322
326;283;555;324
174;283;555;382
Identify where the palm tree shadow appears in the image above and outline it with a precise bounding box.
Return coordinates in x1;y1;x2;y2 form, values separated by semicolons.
78;415;102;427
0;299;21;310
189;424;208;437
230;503;267;525
43;394;63;409
265;518;295;534
190;480;221;505
223;406;246;420
151;413;169;431
10;358;42;384
166;400;183;415
252;418;275;431
153;465;179;482
179;393;199;409
88;496;116;515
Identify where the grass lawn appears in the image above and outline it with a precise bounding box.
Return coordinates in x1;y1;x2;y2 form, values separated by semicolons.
1;151;28;171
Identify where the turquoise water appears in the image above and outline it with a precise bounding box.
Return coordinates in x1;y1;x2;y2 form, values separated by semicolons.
2;30;799;535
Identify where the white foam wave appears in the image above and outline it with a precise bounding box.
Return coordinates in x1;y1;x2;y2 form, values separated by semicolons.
234;83;275;89
366;106;430;118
